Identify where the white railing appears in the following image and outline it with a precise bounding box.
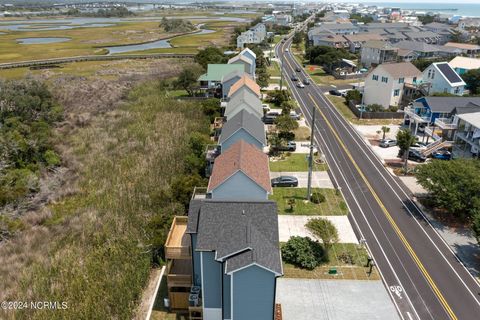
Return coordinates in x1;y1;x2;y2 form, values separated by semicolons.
404;107;430;123
434;118;457;130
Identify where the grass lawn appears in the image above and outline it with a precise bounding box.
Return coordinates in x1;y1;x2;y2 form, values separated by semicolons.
327;95;403;126
304;64;355;86
293;126;310;141
282;243;380;280
269;153;327;172
270;188;348;215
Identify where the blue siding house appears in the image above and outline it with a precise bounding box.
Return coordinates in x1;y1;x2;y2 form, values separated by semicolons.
219;110;266;152
221;70;243;99
186;200;282;320
207;140;271;200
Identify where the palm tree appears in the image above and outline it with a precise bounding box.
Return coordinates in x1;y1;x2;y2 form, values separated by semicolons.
396;129;416;175
381;126;390;140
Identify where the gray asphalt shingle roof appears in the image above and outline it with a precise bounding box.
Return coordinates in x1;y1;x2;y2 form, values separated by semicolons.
187;200;282;275
420;97;480;113
394;40;439;53
218;109;266;147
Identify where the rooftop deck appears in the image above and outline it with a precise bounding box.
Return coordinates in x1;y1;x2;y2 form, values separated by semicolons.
165;216;191;260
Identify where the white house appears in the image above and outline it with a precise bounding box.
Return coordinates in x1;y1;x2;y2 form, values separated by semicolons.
228;55;255;78
236;23;267;49
422;62;465;96
364;62;422;109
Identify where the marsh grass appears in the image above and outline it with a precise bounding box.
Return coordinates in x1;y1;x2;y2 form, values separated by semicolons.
0;81;210;320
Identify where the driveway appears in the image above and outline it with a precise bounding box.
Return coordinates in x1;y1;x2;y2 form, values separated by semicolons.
276;279;400;320
278;215;358;243
270;171;334;188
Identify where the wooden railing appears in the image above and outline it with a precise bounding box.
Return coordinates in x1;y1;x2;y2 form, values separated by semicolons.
167;274;192;288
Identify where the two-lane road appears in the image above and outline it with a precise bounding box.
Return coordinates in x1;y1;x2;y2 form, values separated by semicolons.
275;37;480;320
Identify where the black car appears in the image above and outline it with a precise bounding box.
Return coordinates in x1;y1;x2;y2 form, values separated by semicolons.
271;176;299;187
290;74;298;81
295;67;301;72
329;89;342;96
303;78;310;85
262;115;276;124
408;149;427;162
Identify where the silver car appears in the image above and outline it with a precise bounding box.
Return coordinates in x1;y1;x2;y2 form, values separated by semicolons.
379;139;397;148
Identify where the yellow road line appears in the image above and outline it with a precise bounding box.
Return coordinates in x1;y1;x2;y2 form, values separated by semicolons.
306;93;457;320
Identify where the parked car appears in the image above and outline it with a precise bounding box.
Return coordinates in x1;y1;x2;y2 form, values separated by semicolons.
285;49;289;52
379;139;397;148
303;78;310;85
290;74;298;81
274;141;297;152
290;111;301;120
271;176;298;187
262;115;276;124
295;66;301;72
297;82;305;88
329;89;342;96
432;149;452;160
410;141;427;149
266;110;281;117
408;149;427;162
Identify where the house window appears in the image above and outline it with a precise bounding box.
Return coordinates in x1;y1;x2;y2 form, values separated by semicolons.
454;87;460;94
394;89;400;96
381;76;388;83
428;70;431;78
398;78;404;84
413;77;417;83
372;74;379;81
431;70;435;79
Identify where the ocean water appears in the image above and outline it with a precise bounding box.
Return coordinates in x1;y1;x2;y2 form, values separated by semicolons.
363;2;480;17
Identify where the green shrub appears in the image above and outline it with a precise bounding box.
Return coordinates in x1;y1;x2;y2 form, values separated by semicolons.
282;236;324;270
44;150;61;167
311;192;326;204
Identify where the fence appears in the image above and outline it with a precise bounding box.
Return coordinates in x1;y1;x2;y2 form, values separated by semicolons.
347;101;405;120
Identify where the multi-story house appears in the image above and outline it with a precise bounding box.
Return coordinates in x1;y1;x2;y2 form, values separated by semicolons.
360;40;399;67
344;33;386;53
449;56;480;76
364;62;422;109
236;23;266;49
207;140;271;200
221;70;244;99
227;75;261;100
422;62;466;96
218;110;266;151
228;55;255;78
199;64;245;96
224;88;263;120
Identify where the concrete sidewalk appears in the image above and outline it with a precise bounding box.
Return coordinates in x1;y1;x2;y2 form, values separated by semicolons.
270;171;334;189
276;278;400;320
278;215;358;243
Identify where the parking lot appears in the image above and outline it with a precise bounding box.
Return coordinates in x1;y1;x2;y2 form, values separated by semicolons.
276;279;400;320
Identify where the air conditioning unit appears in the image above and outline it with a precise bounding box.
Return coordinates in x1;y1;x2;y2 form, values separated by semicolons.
189;293;199;307
190;286;201;295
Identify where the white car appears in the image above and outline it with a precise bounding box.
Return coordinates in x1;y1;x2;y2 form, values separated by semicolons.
297;82;305;88
285;49;289;52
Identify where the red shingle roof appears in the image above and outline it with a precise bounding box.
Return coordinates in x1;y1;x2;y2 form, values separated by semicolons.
207;140;271;193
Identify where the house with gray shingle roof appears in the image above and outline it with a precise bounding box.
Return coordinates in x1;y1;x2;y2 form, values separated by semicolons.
186;199;282;320
224;87;263;120
219;110;266;151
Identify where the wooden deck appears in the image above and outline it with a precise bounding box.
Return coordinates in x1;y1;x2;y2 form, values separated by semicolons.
165;216;191;260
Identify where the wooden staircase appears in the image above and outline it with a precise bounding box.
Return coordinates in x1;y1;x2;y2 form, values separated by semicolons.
421;140;453;157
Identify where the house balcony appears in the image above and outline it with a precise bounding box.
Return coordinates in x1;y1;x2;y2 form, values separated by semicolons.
191;186;210;200
213;117;225;130
404;107;430;124
456;131;480;147
165;216;191;260
205;144;221;164
434;118;458;130
167;259;192;288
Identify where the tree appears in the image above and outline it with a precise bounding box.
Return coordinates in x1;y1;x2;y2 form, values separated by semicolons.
280;100;296;114
472;210;480;244
267;89;291;106
275;114;299;133
292;31;304;46
256;68;270;88
306;218;339;251
381;126;390;140
160;17;195;33
462;69;480;95
416;159;480;219
396;129;416;174
200;98;221;123
194;47;227;69
418;15;435;25
174;65;203;96
287;198;296;212
345;89;361;104
305;45;353;71
281;236;324;270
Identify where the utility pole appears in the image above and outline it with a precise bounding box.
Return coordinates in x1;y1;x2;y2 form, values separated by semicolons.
307;104;316;201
